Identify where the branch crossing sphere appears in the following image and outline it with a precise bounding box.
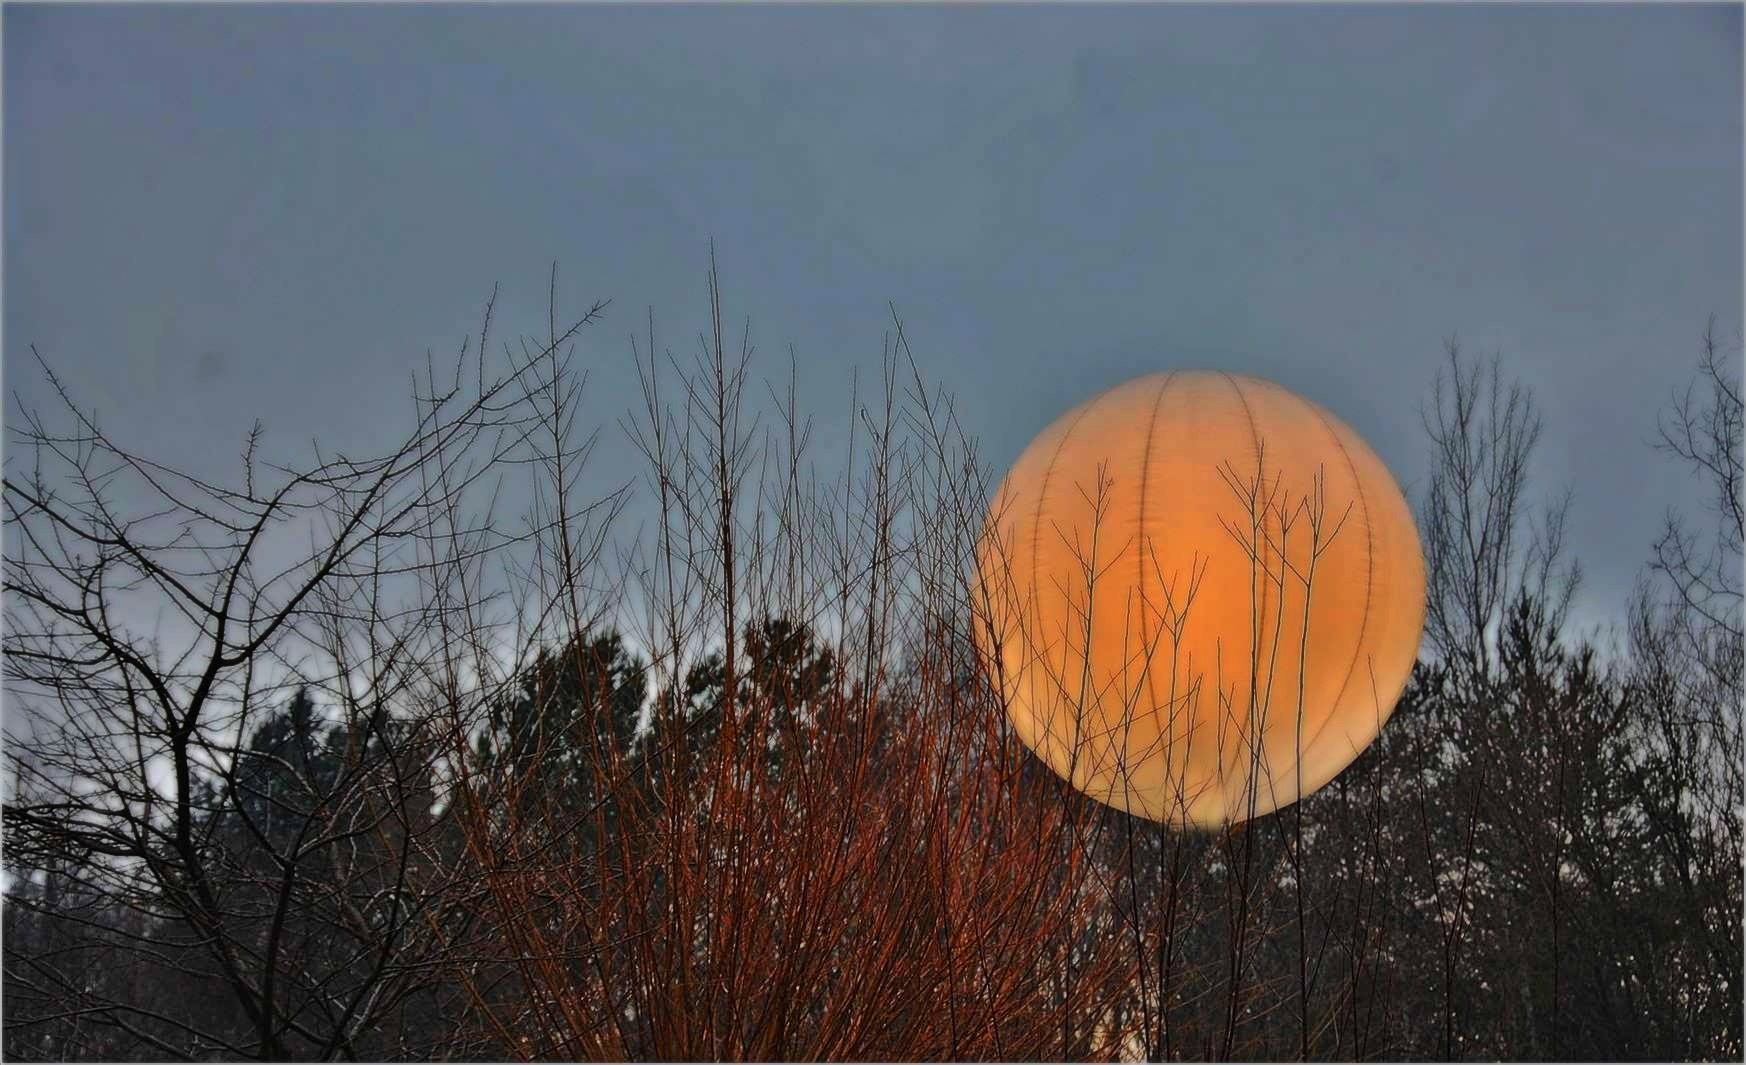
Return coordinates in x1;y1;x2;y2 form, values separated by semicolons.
975;371;1426;827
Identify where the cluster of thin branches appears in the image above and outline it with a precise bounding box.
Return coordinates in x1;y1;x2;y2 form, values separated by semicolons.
3;261;1739;1062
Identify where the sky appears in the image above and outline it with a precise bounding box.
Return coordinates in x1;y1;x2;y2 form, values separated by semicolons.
5;3;1742;649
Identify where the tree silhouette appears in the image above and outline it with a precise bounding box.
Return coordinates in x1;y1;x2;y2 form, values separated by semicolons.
5;272;1739;1061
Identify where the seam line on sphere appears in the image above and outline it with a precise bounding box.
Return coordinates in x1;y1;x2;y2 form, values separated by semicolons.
1297;405;1375;781
1136;372;1178;773
1218;371;1265;819
1030;398;1099;790
1031;400;1097;617
1219;371;1262;472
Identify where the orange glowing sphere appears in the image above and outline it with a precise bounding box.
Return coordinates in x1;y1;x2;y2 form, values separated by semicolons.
974;371;1425;827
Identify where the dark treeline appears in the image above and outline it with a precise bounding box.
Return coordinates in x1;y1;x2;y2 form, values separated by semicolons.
3;271;1739;1061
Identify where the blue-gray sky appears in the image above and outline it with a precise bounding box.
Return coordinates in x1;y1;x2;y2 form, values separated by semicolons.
6;3;1741;640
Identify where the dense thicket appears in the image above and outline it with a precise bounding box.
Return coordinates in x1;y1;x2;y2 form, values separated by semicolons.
4;271;1738;1061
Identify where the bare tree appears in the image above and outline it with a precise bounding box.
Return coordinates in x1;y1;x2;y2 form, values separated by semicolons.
3;279;624;1059
8;265;1737;1063
1419;340;1580;682
1622;317;1743;1060
1396;329;1741;1062
1648;315;1743;688
1408;341;1582;1060
441;263;1143;1061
